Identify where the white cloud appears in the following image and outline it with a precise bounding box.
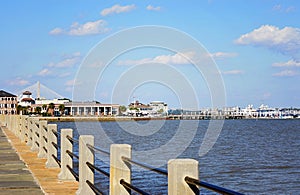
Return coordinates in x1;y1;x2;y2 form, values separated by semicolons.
65;79;75;86
59;72;71;78
223;70;244;75
38;68;52;76
101;4;136;16
118;52;195;66
273;70;298;77
49;20;110;36
272;4;295;13
210;52;238;59
263;92;272;100
235;25;300;58
49;27;64;35
272;59;300;67
69;20;110;36
47;52;81;68
146;5;161;11
7;78;30;86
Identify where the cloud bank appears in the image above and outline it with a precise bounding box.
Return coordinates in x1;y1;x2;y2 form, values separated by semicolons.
272;59;300;67
101;4;136;16
146;5;161;11
118;52;195;66
235;25;300;59
49;20;110;36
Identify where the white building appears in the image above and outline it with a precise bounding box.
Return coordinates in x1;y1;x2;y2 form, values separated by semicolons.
64;101;120;116
18;91;35;107
149;101;168;115
126;101;168;117
242;105;258;118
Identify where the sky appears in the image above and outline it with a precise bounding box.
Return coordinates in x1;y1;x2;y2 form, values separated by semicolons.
1;0;300;109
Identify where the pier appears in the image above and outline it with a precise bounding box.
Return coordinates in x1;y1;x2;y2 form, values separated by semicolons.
0;115;243;195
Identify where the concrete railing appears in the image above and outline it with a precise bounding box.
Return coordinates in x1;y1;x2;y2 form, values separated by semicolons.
0;115;243;195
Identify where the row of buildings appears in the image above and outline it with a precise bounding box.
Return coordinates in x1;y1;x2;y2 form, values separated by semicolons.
171;104;300;119
1;89;299;119
0;89;168;117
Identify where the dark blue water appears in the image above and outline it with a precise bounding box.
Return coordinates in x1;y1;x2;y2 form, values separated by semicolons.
54;119;300;194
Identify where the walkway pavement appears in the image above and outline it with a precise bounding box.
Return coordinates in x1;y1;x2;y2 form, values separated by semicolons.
0;126;78;195
0;126;43;195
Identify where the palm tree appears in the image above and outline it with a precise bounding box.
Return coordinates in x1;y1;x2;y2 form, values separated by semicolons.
59;104;65;115
42;104;47;113
17;105;23;115
119;105;127;113
48;103;55;116
35;106;41;114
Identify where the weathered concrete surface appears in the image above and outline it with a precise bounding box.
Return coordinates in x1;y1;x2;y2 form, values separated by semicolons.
0;126;43;195
1;126;78;195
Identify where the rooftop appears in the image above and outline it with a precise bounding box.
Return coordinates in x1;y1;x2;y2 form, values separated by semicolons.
0;90;17;97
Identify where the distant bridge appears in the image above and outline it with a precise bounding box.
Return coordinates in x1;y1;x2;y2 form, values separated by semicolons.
16;81;64;99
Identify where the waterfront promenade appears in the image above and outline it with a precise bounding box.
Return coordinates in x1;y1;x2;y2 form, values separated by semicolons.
0;125;78;194
0;115;245;195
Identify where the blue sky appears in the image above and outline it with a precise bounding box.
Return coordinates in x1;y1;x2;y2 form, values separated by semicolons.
1;0;300;109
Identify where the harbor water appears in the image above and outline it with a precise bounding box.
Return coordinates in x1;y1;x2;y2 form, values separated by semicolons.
54;119;300;194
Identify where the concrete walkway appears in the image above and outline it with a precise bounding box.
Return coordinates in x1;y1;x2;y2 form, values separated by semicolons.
0;126;78;195
0;126;43;195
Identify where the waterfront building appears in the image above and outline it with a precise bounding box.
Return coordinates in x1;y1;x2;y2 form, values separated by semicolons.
33;98;71;116
223;106;242;118
241;105;258;118
64;101;120;116
0;90;17;115
127;101;152;116
126;100;168;116
257;104;280;118
18;91;35;107
149;101;168;116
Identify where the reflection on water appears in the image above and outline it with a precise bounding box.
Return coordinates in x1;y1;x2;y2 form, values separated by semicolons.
55;119;300;194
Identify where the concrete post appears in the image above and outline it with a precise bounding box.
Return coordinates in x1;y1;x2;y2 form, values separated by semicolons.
46;124;59;168
110;144;131;195
76;135;94;195
18;115;22;139
16;115;21;138
26;117;33;147
24;116;29;143
58;128;76;181
20;116;26;142
168;159;199;195
30;119;39;151
38;120;47;158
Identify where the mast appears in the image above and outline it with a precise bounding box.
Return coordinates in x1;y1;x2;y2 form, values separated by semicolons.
37;81;40;99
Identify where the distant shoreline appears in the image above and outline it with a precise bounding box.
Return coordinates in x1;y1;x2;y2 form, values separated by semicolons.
38;116;300;122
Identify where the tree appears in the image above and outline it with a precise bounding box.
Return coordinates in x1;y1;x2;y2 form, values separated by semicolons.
119;105;127;113
35;107;41;114
59;104;65;115
17;105;23;115
48;103;55;116
157;108;164;114
42;104;47;113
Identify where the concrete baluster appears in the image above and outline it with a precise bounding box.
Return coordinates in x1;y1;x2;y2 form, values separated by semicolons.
38;120;47;158
30;119;39;151
46;124;59;168
20;116;26;142
18;115;22;139
23;116;29;143
76;135;94;195
110;144;131;195
13;115;17;134
26;117;33;146
58;128;76;181
15;115;20;138
168;159;199;195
